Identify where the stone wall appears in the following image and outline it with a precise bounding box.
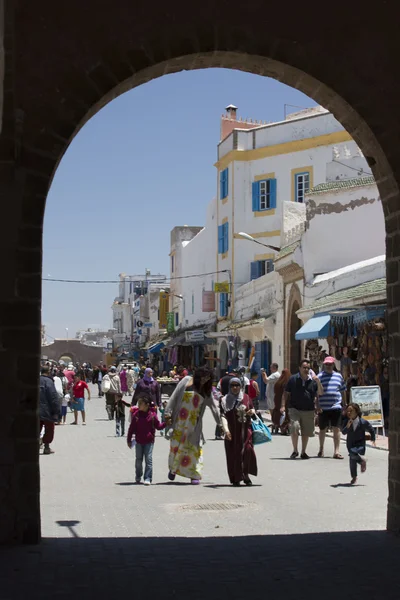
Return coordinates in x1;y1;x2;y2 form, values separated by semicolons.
41;340;104;366
1;0;400;543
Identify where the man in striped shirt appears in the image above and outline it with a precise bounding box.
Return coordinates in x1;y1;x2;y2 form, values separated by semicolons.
317;356;346;459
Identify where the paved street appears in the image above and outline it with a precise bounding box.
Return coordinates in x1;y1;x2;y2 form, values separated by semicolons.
2;384;399;599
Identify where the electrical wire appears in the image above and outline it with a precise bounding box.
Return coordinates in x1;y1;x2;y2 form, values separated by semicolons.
43;269;230;284
332;158;373;177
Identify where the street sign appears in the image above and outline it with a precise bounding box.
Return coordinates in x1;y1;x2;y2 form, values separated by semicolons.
137;320;143;327
185;330;205;343
144;323;152;328
214;281;230;293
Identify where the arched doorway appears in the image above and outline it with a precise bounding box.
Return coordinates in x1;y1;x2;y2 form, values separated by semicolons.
2;3;400;543
219;340;229;376
289;301;302;374
286;284;303;375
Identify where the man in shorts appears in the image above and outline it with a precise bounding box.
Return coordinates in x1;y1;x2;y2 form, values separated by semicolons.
317;356;346;459
284;359;319;459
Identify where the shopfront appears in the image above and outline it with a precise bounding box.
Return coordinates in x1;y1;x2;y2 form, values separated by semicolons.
296;305;388;389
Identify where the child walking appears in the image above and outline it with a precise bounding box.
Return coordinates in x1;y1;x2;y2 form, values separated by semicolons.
127;394;167;485
342;403;376;485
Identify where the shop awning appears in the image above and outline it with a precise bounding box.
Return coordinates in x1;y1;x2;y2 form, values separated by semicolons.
295;314;331;340
148;341;165;353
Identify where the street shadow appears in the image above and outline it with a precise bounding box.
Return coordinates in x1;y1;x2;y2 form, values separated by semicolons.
204;484;263;489
115;482;136;486
331;483;366;488
153;481;190;486
94;418;110;422
1;531;399;599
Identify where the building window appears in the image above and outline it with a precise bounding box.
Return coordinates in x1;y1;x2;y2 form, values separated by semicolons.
295;172;310;203
218;222;229;254
171;255;174;273
219;293;229;318
252;179;277;211
191;293;195;314
220;168;229;200
250;259;274;280
175;312;179;327
183;300;186;318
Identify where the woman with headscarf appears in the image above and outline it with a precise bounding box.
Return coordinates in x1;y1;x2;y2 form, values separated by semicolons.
120;365;129;396
165;366;221;485
220;377;257;486
271;369;291;434
132;367;161;408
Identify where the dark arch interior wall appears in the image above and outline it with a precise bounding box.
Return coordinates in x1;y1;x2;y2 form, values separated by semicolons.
1;0;400;543
289;301;302;374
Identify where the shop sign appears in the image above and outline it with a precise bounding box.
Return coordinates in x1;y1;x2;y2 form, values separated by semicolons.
185;330;205;343
159;292;169;329
202;291;216;312
214;281;230;293
166;312;175;333
353;306;386;326
350;385;384;429
143;322;152;328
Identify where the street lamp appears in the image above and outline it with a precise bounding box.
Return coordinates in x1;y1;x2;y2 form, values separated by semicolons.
237;231;280;252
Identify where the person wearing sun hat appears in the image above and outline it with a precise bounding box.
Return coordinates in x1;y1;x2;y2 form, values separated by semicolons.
317;356;347;459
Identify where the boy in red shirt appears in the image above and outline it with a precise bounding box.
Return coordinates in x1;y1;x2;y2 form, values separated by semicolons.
72;373;91;425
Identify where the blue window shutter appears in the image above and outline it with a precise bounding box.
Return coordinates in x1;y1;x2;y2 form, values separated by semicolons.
294;174;299;202
250;261;259;281
220;169;228;199
218;225;223;254
252;181;260;211
223;222;229;252
269;178;277;208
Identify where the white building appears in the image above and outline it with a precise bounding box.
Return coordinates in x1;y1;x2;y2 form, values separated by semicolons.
111;272;167;350
166;105;384;379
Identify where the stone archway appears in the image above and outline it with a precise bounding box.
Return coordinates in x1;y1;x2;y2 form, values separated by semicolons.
2;1;400;543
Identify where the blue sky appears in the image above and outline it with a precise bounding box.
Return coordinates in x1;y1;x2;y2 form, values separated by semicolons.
43;68;317;339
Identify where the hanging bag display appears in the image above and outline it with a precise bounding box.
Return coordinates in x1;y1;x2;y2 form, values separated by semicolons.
251;416;272;445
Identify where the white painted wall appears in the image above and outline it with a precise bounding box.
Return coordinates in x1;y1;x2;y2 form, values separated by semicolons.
302;183;384;282
300;255;386;314
234;270;284;364
180;198;218;329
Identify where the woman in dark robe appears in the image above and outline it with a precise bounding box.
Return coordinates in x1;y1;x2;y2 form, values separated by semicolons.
220;377;257;486
272;369;291;434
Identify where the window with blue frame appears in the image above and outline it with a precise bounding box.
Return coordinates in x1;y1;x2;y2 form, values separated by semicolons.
219;292;229;318
175;312;179;327
295;171;310;203
220;168;229;199
218;222;229;254
252;178;277;211
250;259;274;280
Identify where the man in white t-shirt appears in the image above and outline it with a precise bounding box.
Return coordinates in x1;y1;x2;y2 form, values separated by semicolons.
262;363;281;412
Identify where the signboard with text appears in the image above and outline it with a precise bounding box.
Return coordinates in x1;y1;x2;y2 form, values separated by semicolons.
214;281;230;293
350;385;384;429
167;312;175;334
185;330;205;343
202;291;216;312
159;292;169;329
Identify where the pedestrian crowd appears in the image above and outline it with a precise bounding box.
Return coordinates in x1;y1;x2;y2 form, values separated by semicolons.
39;356;378;487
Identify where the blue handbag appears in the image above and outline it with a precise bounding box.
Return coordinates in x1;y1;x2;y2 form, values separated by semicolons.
251;416;272;445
